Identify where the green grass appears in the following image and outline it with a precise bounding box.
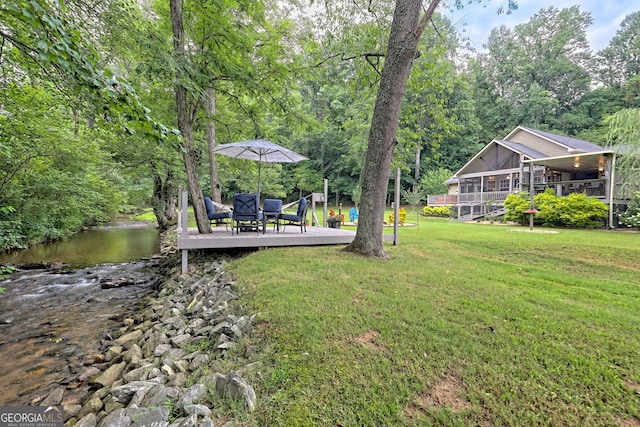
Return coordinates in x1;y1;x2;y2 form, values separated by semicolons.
223;218;640;426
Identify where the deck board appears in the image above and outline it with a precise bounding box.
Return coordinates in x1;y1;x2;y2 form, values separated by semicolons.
177;225;363;250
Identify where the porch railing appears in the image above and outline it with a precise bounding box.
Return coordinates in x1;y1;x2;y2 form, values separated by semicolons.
458;191;511;204
426;194;458;206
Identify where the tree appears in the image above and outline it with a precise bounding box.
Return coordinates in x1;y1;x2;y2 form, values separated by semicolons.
344;0;517;257
606;108;640;190
597;11;640;87
345;0;440;257
473;6;592;136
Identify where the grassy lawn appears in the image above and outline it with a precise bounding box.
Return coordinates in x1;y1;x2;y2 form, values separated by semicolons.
221;218;640;426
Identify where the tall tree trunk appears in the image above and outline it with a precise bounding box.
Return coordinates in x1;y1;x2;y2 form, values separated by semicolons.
170;0;211;233
345;0;439;257
206;87;222;203
152;169;177;230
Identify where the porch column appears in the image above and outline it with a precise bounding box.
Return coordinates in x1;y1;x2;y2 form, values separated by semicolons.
608;154;617;228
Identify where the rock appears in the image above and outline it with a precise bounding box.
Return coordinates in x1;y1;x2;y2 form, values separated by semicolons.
168;413;197;427
78;397;103;419
142;332;163;358
183;404;211;417
40;387;64;406
75;413;97;427
123;344;143;363
173;359;189;373
214;372;257;412
111;381;156;404
105;346;123;362
78;366;102;382
123;364;152;383
97;408;131;427
177;384;206;407
154;343;173;357
170;334;192;348
63;404;82;421
89;361;126;388
115;329;143;346
130;407;170;427
188;354;209;371
140;384;169;408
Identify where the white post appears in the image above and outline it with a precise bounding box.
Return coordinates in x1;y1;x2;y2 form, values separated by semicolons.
323;179;329;227
178;188;190;274
393;168;400;246
608;154;616;229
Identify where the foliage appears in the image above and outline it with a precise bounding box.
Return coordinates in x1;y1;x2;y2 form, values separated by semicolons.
419;168;452;195
597;11;640;86
0;0;179;144
230;218;640;425
606;108;640;190
401;185;423;209
617;191;640;228
422;205;451;217
504;189;608;228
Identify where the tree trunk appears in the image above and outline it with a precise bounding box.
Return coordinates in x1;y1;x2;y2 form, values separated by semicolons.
151;170;177;230
170;0;211;233
206;87;222;203
345;0;439;257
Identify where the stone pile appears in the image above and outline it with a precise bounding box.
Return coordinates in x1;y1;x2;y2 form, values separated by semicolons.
64;254;258;427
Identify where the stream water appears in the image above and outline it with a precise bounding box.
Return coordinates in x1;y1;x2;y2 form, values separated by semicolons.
0;220;161;405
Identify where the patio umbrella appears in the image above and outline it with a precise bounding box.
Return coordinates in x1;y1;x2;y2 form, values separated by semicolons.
212;139;308;194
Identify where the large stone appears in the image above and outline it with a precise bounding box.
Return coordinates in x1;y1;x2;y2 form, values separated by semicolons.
104;345;123;362
142;331;164;358
123;344;143;364
177;384;206;407
97;408;131;427
214;372;257;412
115;329;143;346
111;381;157;404
130;407;170;427
183;404;211;417
123;364;152;383
188;353;209;371
89;361;126;388
170;334;192;348
78;397;103;419
75;413;97;427
154;343;173;357
40;387;64;406
140;384;169;408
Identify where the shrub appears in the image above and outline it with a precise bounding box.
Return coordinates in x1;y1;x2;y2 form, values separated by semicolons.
504;192;530;224
504;189;608;228
618;191;640;228
423;205;452;218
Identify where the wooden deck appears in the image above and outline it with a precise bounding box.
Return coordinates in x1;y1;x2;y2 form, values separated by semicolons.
178;225;358;250
175;189;397;273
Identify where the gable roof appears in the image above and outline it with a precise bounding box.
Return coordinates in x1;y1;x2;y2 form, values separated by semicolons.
497;140;547;160
455;139;529;176
510;126;604;153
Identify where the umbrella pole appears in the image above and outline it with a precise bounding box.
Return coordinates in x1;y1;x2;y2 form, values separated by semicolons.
258;157;262;197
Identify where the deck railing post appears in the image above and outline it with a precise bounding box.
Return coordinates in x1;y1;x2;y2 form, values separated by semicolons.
393;168;400;246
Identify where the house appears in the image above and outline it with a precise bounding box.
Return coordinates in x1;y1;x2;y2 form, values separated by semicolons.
427;126;628;226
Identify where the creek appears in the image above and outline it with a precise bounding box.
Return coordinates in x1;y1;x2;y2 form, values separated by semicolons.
0;220;161;405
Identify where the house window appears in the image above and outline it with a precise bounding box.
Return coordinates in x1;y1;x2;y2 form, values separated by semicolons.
486;179;496;191
499;179;510;191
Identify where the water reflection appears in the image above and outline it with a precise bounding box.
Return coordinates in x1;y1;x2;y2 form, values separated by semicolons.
0;221;160;268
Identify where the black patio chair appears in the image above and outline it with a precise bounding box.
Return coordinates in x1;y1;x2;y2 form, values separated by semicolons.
204;196;231;230
263;199;282;232
232;193;265;235
279;197;308;233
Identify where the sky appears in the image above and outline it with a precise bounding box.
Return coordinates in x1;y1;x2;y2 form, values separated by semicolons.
446;0;639;52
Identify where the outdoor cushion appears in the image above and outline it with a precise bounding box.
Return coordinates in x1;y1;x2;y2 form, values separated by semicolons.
279;197;308;233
